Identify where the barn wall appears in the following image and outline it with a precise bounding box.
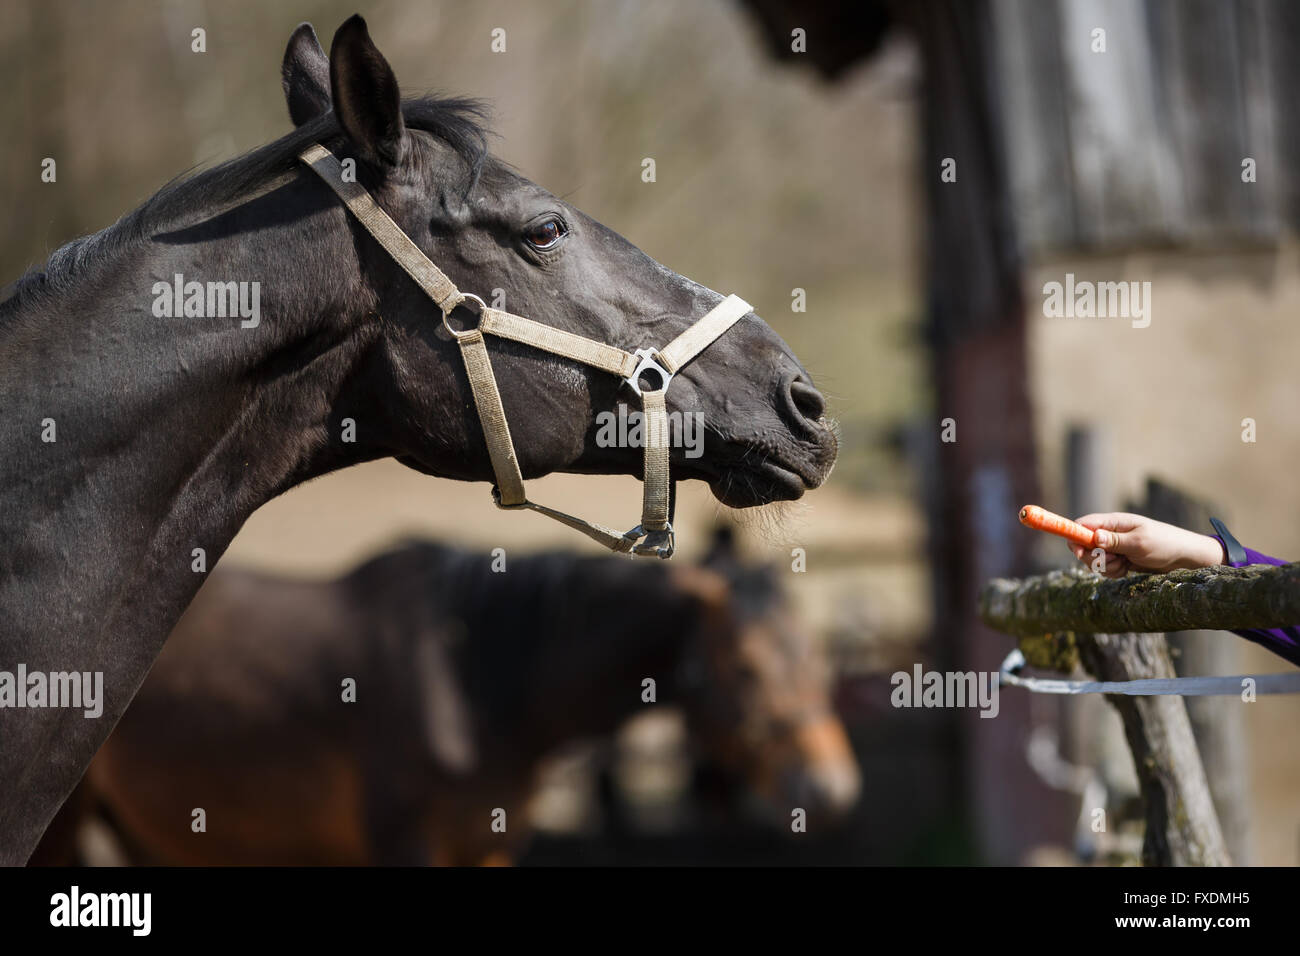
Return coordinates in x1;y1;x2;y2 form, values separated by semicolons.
994;0;1297;252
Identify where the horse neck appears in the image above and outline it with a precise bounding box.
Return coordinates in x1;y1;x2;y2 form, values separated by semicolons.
0;173;381;863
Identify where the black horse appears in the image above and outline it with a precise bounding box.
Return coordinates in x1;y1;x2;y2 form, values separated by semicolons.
0;16;836;862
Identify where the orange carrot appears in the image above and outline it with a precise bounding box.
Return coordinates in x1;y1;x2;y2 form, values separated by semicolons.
1018;505;1100;548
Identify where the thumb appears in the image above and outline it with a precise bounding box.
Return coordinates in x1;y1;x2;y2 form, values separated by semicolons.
1093;528;1129;552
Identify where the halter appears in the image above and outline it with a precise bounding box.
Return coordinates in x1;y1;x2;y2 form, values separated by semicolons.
300;143;752;558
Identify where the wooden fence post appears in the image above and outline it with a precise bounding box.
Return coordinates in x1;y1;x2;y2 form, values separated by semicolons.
1135;478;1252;864
1073;632;1230;866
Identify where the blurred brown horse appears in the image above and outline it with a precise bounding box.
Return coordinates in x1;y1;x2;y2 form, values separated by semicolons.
41;530;859;865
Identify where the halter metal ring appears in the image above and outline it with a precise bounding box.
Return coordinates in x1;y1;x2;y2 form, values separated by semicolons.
441;292;488;341
625;348;673;398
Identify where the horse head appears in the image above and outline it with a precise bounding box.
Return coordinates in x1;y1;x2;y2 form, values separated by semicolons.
283;17;837;518
672;528;861;824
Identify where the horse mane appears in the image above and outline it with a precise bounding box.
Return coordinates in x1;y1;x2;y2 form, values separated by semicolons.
351;529;784;633
0;94;492;319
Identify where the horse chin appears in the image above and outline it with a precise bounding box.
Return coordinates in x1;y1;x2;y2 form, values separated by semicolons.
702;421;838;508
708;461;810;508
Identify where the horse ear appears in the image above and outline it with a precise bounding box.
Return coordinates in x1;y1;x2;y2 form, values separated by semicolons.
669;565;733;631
329;14;407;166
282;23;331;127
700;524;738;571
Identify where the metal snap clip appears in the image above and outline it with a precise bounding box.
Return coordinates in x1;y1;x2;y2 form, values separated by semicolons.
625;523;675;559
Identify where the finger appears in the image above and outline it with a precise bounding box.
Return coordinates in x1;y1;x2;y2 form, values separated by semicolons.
1097;555;1129;578
1086;552;1125;574
1074;512;1143;533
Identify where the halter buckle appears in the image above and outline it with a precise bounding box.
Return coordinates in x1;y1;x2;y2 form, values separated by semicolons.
624;523;675;559
441;292;488;341
625;348;674;398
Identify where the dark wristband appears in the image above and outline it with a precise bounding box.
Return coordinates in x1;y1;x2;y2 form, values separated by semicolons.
1209;517;1247;566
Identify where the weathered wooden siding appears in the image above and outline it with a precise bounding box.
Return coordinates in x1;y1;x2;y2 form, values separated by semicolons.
993;0;1296;252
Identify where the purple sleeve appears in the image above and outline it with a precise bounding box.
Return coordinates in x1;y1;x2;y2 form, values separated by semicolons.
1213;536;1300;668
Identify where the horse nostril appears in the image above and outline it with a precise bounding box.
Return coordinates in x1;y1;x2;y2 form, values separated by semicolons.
788;377;827;423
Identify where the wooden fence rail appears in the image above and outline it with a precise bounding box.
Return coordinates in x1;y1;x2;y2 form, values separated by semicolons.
981;563;1300;639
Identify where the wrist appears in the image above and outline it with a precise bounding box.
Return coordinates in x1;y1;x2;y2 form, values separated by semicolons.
1189;534;1227;568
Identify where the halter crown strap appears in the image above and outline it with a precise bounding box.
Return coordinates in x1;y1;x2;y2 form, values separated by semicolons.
300;144;461;310
299;143;750;557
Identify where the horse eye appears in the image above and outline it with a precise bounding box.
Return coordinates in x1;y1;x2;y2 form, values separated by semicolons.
523;217;567;250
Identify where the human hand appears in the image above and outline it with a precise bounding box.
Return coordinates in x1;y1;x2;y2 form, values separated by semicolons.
1068;512;1226;579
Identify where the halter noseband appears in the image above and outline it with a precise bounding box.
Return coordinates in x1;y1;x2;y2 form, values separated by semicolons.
300;143;751;558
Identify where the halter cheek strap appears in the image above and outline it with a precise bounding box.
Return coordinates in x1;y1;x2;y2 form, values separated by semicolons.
299;143;751;558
